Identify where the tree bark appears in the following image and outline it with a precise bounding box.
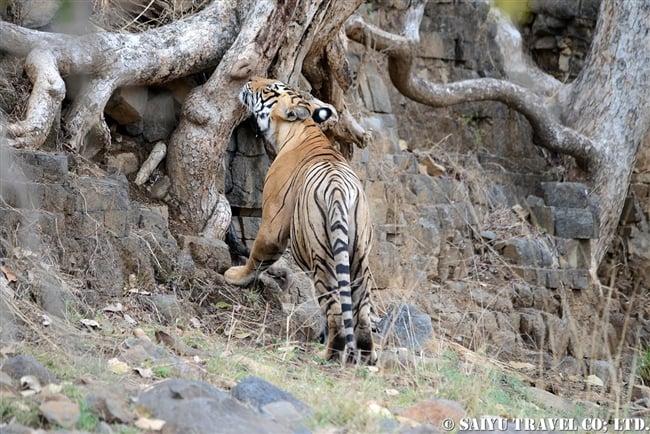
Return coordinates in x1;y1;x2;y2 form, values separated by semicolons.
165;0;363;236
560;0;650;268
0;0;239;151
346;0;650;271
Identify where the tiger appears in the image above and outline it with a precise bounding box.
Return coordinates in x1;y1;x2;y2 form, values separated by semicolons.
224;77;376;364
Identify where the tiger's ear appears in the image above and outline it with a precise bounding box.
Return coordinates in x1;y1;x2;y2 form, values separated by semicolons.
312;107;334;124
279;104;311;122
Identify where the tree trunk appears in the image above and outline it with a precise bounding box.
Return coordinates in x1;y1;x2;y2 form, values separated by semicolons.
165;0;362;235
0;0;239;151
1;0;362;238
346;0;650;273
560;0;650;268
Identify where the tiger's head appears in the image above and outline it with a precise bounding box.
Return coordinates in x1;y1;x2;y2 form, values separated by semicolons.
240;77;337;144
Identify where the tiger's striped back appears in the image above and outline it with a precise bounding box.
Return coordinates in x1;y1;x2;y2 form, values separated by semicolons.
224;78;375;364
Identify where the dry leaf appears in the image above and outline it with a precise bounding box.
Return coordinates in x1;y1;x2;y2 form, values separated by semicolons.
508;361;536;370
135;417;166;431
384;388;399;397
134;367;153;378
189;317;201;328
586;374;604;387
123;313;137;325
107;358;130;375
103;302;123;313
42;315;52;327
0;265;17;282
80;318;101;329
20;375;41;393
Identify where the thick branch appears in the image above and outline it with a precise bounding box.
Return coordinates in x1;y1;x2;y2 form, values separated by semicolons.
6;48;65;148
166;0;300;236
0;0;239;150
345;14;597;168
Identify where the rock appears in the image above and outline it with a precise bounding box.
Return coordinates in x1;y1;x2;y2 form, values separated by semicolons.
106;153;139;175
39;398;80;428
146;294;184;323
137;378;291;434
231;376;312;417
86;386;135;423
586;360;615;386
143;90;177;142
179;234;231;273
105;86;149;125
525;386;577;413
1;354;59;385
552;207;598;239
399;399;465;429
378;303;433;350
19;0;63;28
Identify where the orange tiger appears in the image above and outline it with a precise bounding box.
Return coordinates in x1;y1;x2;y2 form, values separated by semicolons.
224;78;375;364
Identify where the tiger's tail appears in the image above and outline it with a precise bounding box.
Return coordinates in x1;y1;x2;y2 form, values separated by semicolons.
329;188;356;360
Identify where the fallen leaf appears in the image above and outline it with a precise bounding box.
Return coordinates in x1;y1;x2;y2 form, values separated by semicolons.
103;302;123;313
42;315;52;327
586;374;604;387
366;400;392;417
20;375;41;393
508;361;536;370
189;317;201;328
385;388;399;397
0;265;17;282
215;301;232;309
134;417;166;431
107;358;130;375
123;313;137;325
154;330;175;348
134;367;153;378
80;318;101;329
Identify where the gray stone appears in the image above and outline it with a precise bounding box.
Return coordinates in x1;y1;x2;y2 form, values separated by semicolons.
106;152;139;175
105;86;149;125
497;238;553;267
86;386;135;423
18;0;63;28
540;182;589;208
358;63;392;113
143;90;177;142
1;354;59;385
553;207;597;239
179;234;231;273
137;379;291;434
378;303;433;350
13;149;69;183
231;376;312;417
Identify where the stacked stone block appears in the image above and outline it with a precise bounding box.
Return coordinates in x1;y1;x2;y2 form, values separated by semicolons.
497;182;598;290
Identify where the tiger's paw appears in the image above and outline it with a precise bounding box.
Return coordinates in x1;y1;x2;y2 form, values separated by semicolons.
224;266;256;286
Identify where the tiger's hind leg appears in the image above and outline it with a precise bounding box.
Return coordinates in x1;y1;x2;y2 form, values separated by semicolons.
315;281;346;362
352;280;376;365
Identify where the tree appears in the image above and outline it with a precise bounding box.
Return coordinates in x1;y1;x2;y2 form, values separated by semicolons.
1;0;647;277
345;0;650;273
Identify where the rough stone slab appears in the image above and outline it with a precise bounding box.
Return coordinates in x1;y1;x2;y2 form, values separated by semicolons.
556;239;591;269
12;149;69;183
552;207;597;239
378;303;433;350
497;238;553;267
73;176;130;213
527;195;555;235
231;376;312;417
105;86;149;125
540;182;589;208
143;90;177;142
